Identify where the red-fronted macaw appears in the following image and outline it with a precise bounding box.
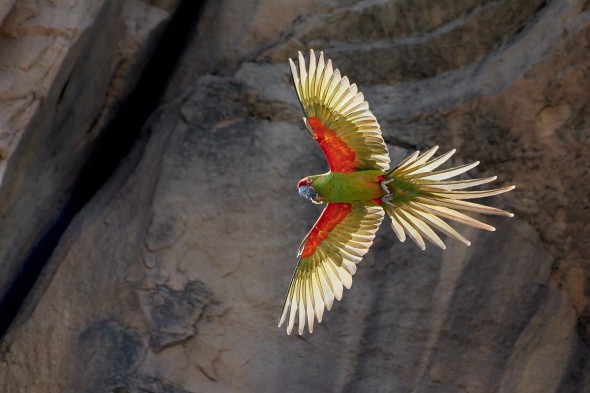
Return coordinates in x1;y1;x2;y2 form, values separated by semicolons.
279;50;515;335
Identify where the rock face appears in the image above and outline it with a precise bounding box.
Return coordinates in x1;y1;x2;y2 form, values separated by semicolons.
1;0;590;392
0;0;175;307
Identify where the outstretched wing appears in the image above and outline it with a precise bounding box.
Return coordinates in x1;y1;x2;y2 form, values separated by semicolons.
290;50;390;173
278;203;384;335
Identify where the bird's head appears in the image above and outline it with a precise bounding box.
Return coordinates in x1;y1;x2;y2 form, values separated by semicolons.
297;176;322;204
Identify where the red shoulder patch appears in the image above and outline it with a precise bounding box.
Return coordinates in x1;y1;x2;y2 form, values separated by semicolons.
307;117;358;173
300;203;352;259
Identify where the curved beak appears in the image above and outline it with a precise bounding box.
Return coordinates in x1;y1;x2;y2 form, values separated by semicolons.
298;185;317;200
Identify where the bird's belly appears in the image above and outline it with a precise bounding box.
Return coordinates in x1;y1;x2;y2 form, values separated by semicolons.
325;171;385;203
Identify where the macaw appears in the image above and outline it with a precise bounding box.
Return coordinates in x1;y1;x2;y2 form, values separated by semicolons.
278;50;515;335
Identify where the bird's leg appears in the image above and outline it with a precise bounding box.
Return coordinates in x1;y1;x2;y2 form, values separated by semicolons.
380;178;393;194
378;175;396;207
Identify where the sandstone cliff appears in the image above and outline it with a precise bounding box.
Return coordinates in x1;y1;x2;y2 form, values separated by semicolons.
1;1;589;392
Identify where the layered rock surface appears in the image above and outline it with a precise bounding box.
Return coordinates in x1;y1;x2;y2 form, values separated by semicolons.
0;0;176;306
1;0;590;392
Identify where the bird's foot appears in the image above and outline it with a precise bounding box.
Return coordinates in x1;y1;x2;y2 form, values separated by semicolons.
379;177;396;207
381;193;396;207
380;178;394;194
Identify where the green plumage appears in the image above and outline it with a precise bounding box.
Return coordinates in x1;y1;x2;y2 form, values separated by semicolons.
310;170;424;205
311;170;385;203
310;171;383;203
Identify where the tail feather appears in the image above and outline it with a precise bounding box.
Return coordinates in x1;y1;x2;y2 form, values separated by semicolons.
383;147;514;250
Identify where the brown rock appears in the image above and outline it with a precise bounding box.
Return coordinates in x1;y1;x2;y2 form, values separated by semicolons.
2;0;590;392
0;0;177;302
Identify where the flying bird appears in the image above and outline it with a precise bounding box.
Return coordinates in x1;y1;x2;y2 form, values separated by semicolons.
278;50;515;335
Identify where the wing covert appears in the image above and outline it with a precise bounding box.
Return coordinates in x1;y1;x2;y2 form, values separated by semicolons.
290;50;390;172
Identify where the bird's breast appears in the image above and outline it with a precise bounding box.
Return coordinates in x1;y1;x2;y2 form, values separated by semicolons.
316;171;385;203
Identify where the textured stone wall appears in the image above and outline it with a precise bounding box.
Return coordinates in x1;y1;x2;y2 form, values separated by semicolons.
0;0;176;304
1;0;590;392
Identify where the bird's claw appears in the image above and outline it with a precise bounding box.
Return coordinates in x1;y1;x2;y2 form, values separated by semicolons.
380;178;394;194
381;193;395;207
380;178;396;207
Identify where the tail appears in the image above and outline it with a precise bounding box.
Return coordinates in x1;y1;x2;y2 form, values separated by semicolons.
381;146;515;250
